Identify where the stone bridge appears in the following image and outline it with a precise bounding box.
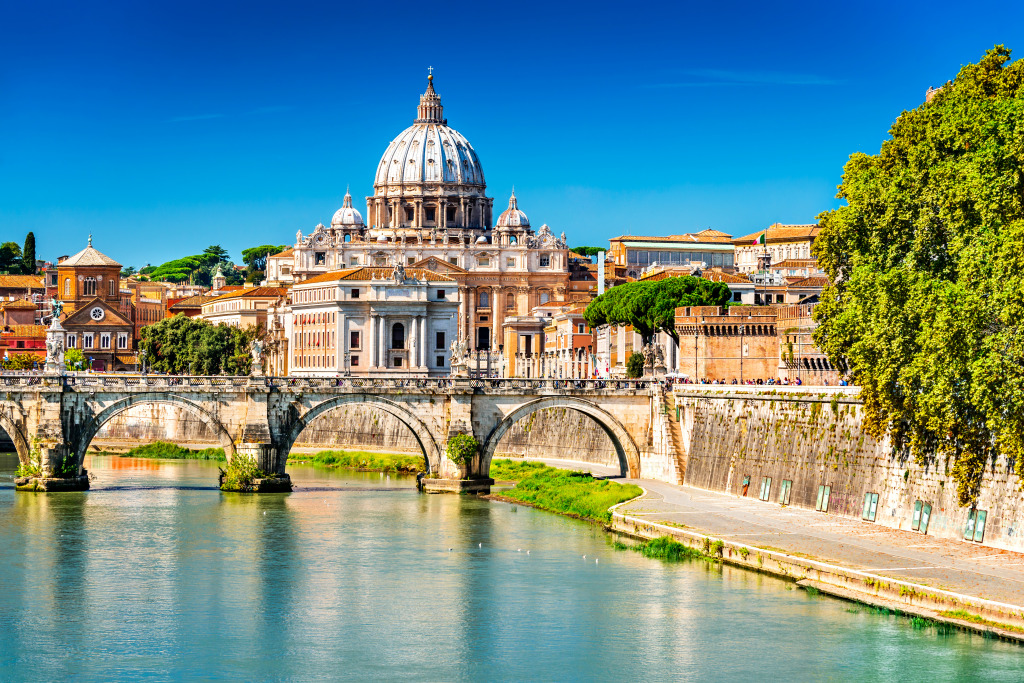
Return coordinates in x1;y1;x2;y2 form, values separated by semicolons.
0;375;664;491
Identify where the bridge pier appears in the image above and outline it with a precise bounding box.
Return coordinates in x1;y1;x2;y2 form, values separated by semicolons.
15;443;90;492
223;443;292;493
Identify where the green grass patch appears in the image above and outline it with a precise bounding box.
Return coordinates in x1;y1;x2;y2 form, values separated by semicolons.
939;609;1024;634
490;459;641;524
287;449;424;473
122;441;226;461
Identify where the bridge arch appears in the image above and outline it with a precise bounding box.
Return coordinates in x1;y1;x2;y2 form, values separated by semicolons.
285;394;442;474
0;404;30;464
72;393;236;465
481;397;641;479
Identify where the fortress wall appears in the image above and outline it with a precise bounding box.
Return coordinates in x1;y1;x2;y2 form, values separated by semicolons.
677;391;1024;551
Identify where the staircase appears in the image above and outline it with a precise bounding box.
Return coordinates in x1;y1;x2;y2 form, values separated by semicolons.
662;387;687;485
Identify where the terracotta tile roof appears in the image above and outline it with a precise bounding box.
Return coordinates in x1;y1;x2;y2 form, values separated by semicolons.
703;270;752;284
611;230;734;244
733;224;820;245
1;324;46;338
299;267;455;284
58;245;121;267
770;258;819;269
169;294;215;309
206;287;289;302
788;275;830;288
0;300;39;309
0;275;45;289
269;248;294;258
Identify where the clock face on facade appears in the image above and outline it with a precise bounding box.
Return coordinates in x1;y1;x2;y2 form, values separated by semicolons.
90;306;105;321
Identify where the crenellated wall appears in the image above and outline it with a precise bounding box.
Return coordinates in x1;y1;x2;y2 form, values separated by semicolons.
674;387;1024;552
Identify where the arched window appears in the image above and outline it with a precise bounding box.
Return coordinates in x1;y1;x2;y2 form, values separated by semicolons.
506;293;515;310
83;277;96;296
64;278;70;297
391;322;405;349
109;279;116;296
539;290;550;304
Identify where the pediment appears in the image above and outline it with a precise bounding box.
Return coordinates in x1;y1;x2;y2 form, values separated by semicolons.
63;297;133;327
410;256;467;274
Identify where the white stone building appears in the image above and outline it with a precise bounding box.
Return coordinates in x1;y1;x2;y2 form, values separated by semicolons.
287;264;458;377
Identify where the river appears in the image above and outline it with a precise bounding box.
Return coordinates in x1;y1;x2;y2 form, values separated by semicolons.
1;452;1022;681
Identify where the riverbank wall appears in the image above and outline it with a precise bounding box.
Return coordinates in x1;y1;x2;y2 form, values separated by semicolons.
671;387;1024;552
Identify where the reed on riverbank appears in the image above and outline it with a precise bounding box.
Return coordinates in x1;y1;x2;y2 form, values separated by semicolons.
119;441;227;461
489;459;642;524
287;449;424;473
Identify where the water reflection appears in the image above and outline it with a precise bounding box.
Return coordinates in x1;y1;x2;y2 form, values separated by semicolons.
0;454;1022;681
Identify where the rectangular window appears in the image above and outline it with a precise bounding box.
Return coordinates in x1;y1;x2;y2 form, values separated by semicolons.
540;256;550;267
478;258;490;267
815;485;831;512
778;479;792;506
449;257;457;265
426;207;436;222
862;492;879;522
351;355;359;367
507;258;516;268
436;289;445;299
408;257;415;265
912;500;923;531
350;331;360;349
436;331;445;349
733;292;742;302
758;476;772;502
350;256;360;266
578;323;585;334
315;252;326;265
436;355;443;367
351;288;360;298
393;357;402;368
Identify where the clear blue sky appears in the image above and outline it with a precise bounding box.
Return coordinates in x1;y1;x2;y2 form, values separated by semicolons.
2;0;1023;268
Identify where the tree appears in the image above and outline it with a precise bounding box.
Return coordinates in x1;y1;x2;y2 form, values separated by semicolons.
572;246;605;257
64;348;87;371
583;276;732;344
626;351;645;379
241;245;287;273
202;245;229;264
812;46;1024;505
0;242;22;273
21;232;35;274
121;266;137;278
140;314;253;375
3;353;37;370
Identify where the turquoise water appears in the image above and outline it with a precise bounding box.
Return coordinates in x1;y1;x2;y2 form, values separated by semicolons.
1;452;1022;682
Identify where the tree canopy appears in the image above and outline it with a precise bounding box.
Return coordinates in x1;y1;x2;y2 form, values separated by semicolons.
571;246;605;257
812;46;1024;504
140;245;244;286
139;315;256;375
241;245;287;273
0;242;22;273
583;276;732;343
21;232;35;274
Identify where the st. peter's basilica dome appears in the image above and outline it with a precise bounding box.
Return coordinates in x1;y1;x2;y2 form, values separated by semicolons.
331;189;365;229
495;189;530;229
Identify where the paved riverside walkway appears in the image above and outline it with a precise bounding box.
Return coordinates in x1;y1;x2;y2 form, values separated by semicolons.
503;457;1024;609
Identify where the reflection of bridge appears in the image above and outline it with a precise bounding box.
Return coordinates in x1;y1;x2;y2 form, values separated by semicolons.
2;375;663;491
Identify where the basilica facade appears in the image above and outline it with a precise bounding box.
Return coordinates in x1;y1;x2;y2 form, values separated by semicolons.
266;75;582;375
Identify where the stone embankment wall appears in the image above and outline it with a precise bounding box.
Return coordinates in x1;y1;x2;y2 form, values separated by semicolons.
675;388;1024;552
90;402;620;468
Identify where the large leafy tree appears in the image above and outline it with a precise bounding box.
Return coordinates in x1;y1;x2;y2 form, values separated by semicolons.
813;46;1024;504
0;242;22;273
140;315;256;375
241;245;287;273
583;276;731;343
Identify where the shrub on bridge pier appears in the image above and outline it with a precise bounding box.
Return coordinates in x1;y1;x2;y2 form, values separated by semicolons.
219;455;268;492
446;434;479;467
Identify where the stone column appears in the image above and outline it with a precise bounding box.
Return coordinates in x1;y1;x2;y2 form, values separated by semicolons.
491;285;500;352
467;288;476;350
420;316;427;369
457;286;467;341
369;315;377;368
379;315;387;368
409;316;418;368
